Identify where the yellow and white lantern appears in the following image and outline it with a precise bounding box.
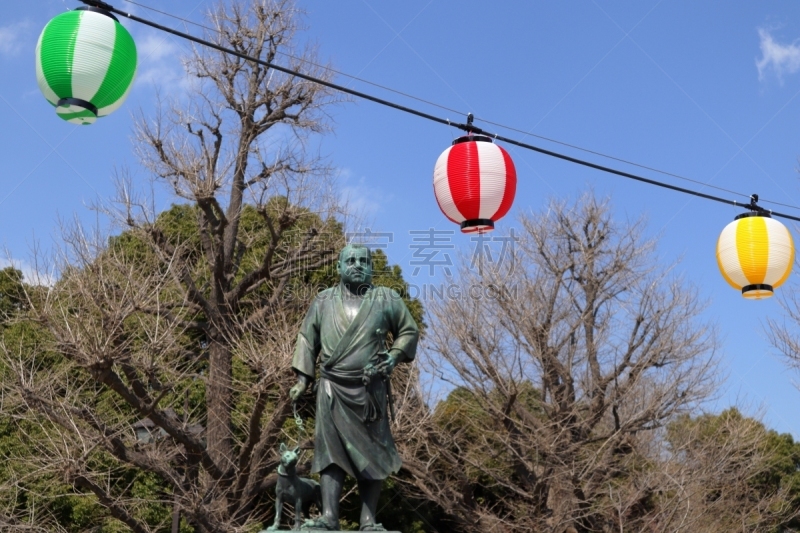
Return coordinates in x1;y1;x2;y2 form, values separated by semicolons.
716;213;794;299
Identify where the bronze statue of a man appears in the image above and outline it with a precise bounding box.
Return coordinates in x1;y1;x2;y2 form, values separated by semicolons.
288;244;419;531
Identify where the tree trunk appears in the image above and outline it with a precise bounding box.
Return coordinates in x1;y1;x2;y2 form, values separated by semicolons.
547;475;579;532
207;340;234;474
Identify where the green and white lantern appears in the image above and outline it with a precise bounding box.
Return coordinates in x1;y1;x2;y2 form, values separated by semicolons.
35;7;137;125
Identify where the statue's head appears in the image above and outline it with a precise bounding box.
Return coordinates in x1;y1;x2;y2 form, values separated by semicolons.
337;244;373;290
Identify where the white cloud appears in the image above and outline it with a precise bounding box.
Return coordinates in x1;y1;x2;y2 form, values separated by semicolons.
756;27;800;82
0;20;32;57
137;31;181;63
134;32;193;94
338;170;389;220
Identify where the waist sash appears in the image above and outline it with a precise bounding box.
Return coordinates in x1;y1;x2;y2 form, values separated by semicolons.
319;366;384;422
319;367;363;386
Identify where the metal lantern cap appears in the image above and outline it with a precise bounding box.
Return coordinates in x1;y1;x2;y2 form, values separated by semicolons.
452;134;493;146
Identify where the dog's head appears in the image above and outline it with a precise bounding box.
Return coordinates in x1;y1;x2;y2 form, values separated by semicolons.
279;442;300;467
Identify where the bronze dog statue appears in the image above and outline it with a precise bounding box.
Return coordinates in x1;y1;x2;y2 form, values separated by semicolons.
265;443;322;531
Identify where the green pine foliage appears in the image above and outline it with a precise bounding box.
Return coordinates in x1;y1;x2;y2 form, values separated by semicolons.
667;408;800;530
423;386;800;531
0;268;26;323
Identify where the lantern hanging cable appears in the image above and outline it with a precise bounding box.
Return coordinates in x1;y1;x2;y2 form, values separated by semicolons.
118;0;799;209
119;0;800;211
474;118;793;207
95;0;800;214
78;0;800;223
119;0;479;118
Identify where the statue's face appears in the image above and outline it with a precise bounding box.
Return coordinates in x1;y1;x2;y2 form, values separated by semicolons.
338;246;372;288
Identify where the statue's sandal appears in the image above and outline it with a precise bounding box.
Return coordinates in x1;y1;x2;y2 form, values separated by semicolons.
301;517;339;531
359;523;387;531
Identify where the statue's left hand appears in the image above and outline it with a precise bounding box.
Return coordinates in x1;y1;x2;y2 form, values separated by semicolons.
376;353;398;378
289;373;312;401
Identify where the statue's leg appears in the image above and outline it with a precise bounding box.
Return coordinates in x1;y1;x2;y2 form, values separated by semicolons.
357;478;382;529
319;465;344;529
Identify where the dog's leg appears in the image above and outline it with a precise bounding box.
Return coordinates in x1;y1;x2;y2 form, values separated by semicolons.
267;494;282;531
294;496;304;530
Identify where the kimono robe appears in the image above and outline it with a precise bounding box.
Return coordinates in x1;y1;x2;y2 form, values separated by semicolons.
292;284;419;480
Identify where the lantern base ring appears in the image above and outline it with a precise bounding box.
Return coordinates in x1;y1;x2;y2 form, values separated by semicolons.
742;284;773;296
57;98;98;117
461;219;495;232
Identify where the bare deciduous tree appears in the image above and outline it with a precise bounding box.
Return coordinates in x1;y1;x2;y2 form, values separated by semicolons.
0;1;347;531
768;275;800;379
397;194;721;532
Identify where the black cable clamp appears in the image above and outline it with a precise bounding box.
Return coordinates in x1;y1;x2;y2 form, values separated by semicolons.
747;194;767;212
458;112;485;136
735;194;773;220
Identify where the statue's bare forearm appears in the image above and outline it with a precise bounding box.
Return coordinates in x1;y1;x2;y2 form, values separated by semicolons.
295;371;313;386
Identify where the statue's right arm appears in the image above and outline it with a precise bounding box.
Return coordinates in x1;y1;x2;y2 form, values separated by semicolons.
290;295;323;401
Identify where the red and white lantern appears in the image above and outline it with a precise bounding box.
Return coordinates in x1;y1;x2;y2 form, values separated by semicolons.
433;134;517;233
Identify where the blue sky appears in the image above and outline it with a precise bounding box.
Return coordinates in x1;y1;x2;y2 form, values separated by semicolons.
5;1;800;437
